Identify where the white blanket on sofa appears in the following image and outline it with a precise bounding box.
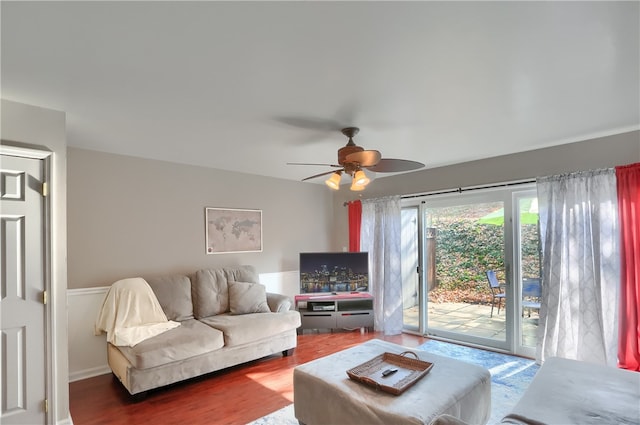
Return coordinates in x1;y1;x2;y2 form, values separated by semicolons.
95;277;180;347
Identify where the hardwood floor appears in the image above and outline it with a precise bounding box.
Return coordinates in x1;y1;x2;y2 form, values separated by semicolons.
69;331;428;425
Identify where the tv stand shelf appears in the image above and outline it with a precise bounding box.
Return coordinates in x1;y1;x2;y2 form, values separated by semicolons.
295;294;374;332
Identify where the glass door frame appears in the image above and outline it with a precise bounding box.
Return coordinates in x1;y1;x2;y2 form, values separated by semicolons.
512;188;539;358
402;183;538;354
401;205;424;335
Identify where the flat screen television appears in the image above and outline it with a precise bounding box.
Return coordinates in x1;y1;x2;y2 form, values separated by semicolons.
299;252;369;294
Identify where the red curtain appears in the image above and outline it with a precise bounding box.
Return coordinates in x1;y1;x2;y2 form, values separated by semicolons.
616;162;640;371
348;200;362;252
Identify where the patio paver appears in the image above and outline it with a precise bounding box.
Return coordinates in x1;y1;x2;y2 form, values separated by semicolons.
403;302;539;350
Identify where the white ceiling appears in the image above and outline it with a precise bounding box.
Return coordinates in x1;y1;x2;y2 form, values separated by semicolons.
2;1;639;183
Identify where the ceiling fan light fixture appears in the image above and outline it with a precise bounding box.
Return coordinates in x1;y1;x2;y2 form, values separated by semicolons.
325;171;342;190
350;180;366;191
353;169;370;186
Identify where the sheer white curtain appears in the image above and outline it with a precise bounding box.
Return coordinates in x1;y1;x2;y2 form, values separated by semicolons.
360;196;403;335
536;169;620;366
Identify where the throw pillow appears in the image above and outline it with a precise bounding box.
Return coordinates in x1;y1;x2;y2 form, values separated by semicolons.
228;281;271;315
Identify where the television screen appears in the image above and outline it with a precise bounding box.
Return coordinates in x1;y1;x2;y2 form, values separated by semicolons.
299;252;369;294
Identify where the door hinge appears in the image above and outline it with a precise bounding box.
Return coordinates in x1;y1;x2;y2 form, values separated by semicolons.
42;290;47;305
42;181;49;197
44;399;48;413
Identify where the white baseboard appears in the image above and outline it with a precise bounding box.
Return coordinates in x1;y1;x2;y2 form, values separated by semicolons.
59;414;74;425
69;365;112;383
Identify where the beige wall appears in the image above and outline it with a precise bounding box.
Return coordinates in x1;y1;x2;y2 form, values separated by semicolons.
67;148;334;289
64;130;640;288
1;99;70;424
330;130;640;249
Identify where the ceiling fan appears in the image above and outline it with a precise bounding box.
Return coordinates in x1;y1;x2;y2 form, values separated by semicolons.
288;127;425;191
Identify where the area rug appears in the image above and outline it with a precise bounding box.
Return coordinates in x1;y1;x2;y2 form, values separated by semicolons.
417;339;539;424
247;339;539;425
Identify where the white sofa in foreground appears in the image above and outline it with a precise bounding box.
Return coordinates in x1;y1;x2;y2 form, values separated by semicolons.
434;355;640;425
500;356;640;425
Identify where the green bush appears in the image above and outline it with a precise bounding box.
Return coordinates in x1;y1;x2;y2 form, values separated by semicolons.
425;205;540;304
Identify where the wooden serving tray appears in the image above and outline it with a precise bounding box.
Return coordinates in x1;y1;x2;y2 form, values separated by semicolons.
346;351;434;395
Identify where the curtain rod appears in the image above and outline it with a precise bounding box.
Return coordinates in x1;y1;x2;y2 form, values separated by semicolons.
343;178;537;206
401;178;537;200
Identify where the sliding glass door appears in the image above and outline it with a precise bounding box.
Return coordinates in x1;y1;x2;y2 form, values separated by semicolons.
401;185;540;356
423;192;511;350
401;207;421;333
513;191;540;357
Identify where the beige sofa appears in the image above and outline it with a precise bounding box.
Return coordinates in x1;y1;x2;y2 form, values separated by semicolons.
105;266;301;395
500;356;640;425
431;356;640;425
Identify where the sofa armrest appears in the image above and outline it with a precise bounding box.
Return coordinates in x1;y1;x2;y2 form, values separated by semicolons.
429;415;471;425
266;293;293;312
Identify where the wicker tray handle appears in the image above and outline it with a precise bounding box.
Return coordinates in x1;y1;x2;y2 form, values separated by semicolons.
399;351;419;359
355;375;381;390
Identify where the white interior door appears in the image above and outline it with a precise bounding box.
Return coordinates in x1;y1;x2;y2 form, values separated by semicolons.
1;154;47;424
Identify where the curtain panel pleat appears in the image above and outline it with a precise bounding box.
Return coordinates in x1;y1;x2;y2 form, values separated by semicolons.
536;168;620;366
348;200;362;252
616;162;640;371
360;196;403;335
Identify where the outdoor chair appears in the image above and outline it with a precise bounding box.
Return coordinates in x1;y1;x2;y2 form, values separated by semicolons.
486;270;506;317
522;277;542;317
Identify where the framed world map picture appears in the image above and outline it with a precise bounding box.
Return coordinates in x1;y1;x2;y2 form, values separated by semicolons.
205;207;262;254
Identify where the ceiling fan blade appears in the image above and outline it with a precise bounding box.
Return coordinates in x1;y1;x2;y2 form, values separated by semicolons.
275;116;343;131
345;150;381;167
301;170;343;181
287;162;342;167
366;158;425;173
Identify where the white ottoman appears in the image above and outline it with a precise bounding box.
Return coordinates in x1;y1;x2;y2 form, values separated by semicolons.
294;339;491;425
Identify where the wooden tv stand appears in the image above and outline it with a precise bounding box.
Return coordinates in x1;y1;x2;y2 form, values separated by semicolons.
294;293;374;332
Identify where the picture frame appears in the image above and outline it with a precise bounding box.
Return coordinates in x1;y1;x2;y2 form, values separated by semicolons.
205;207;263;254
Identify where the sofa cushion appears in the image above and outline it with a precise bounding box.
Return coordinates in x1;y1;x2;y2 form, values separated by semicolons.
228;281;270;314
200;310;301;347
145;275;194;321
224;265;259;284
114;319;224;370
192;268;228;318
